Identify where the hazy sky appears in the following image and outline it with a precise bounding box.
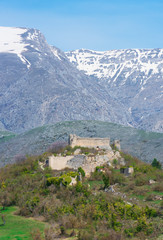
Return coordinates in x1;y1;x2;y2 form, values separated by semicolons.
0;0;163;51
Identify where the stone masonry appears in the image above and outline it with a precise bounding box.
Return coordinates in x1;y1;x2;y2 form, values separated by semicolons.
69;134;111;150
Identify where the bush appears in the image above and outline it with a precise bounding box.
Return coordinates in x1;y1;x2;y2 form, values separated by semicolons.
78;167;85;177
78;230;94;240
151;158;162;169
146;194;155;201
112;172;126;185
47;177;61;186
133;186;148;196
153;183;163;192
103;174;110;188
31;228;43;240
89;171;103;181
47;141;67;154
135;174;148;186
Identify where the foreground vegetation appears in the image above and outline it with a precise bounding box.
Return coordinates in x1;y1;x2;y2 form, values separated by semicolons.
0;206;46;239
0;145;162;239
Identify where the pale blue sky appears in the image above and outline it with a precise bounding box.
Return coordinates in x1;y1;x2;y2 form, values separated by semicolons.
0;0;162;51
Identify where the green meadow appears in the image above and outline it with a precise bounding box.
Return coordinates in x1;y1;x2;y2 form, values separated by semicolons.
0;207;46;240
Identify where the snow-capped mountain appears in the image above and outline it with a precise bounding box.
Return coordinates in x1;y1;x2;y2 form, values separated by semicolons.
66;48;163;81
0;27;162;133
66;49;163;132
0;27;131;133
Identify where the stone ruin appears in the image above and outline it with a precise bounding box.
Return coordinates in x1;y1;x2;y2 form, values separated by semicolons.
69;134;112;150
47;134;123;176
120;167;134;176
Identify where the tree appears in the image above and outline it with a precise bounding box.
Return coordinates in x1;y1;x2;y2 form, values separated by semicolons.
78;167;85;178
151;158;161;169
102;174;110;188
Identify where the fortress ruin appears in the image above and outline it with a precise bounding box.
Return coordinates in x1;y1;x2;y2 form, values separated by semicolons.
46;134;122;176
69;134;112;150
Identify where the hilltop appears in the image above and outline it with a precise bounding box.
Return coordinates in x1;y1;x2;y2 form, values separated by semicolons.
0;143;162;239
0;121;162;167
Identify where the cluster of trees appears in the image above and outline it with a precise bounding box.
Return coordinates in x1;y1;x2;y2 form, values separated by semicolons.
0;149;162;239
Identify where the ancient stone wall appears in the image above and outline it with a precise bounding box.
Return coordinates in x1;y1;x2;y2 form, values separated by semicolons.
69;134;111;150
48;155;74;170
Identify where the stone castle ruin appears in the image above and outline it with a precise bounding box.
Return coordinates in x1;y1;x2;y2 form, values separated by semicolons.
46;134;123;176
69;134;112;150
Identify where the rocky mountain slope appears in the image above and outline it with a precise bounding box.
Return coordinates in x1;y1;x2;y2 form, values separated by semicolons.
66;49;163;132
0;27;162;133
0;27;131;133
0;120;162;167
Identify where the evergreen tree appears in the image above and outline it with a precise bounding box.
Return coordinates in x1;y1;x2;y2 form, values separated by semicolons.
151;158;161;169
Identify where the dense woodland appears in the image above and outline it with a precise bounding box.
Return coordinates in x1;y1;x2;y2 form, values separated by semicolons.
0;144;163;240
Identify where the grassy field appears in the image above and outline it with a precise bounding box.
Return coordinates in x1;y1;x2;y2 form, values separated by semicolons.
0;207;46;240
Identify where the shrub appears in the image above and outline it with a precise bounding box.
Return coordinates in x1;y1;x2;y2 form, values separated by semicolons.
133;187;148;196
145;206;157;218
124;228;134;237
44;224;60;239
61;175;72;186
151;158;162;169
146;194;155;201
112;172;126;185
78;230;94;240
153;183;163;192
60;214;79;229
135;174;148;186
31;228;43;240
136;216;153;235
102;174;110;188
78;167;85;177
89;171;103;181
75;181;83;192
113;159;118;166
47;177;61;186
47;141;67;154
60;226;65;235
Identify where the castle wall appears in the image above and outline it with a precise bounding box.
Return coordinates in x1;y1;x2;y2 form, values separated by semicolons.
69;134;111;150
49;155;74;170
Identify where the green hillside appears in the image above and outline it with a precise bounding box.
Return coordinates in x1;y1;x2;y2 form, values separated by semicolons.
0;130;16;144
0;121;162;167
0;147;162;239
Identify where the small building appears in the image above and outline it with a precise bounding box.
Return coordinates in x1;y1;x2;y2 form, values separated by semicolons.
120;167;134;176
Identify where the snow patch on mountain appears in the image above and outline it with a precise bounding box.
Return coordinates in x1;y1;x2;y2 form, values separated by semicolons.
66;48;163;132
50;47;61;60
66;48;163;83
0;27;28;54
0;26;32;68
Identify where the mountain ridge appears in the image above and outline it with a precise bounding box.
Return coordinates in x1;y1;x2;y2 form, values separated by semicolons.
66;48;163;132
0;27;131;133
0;26;162;133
